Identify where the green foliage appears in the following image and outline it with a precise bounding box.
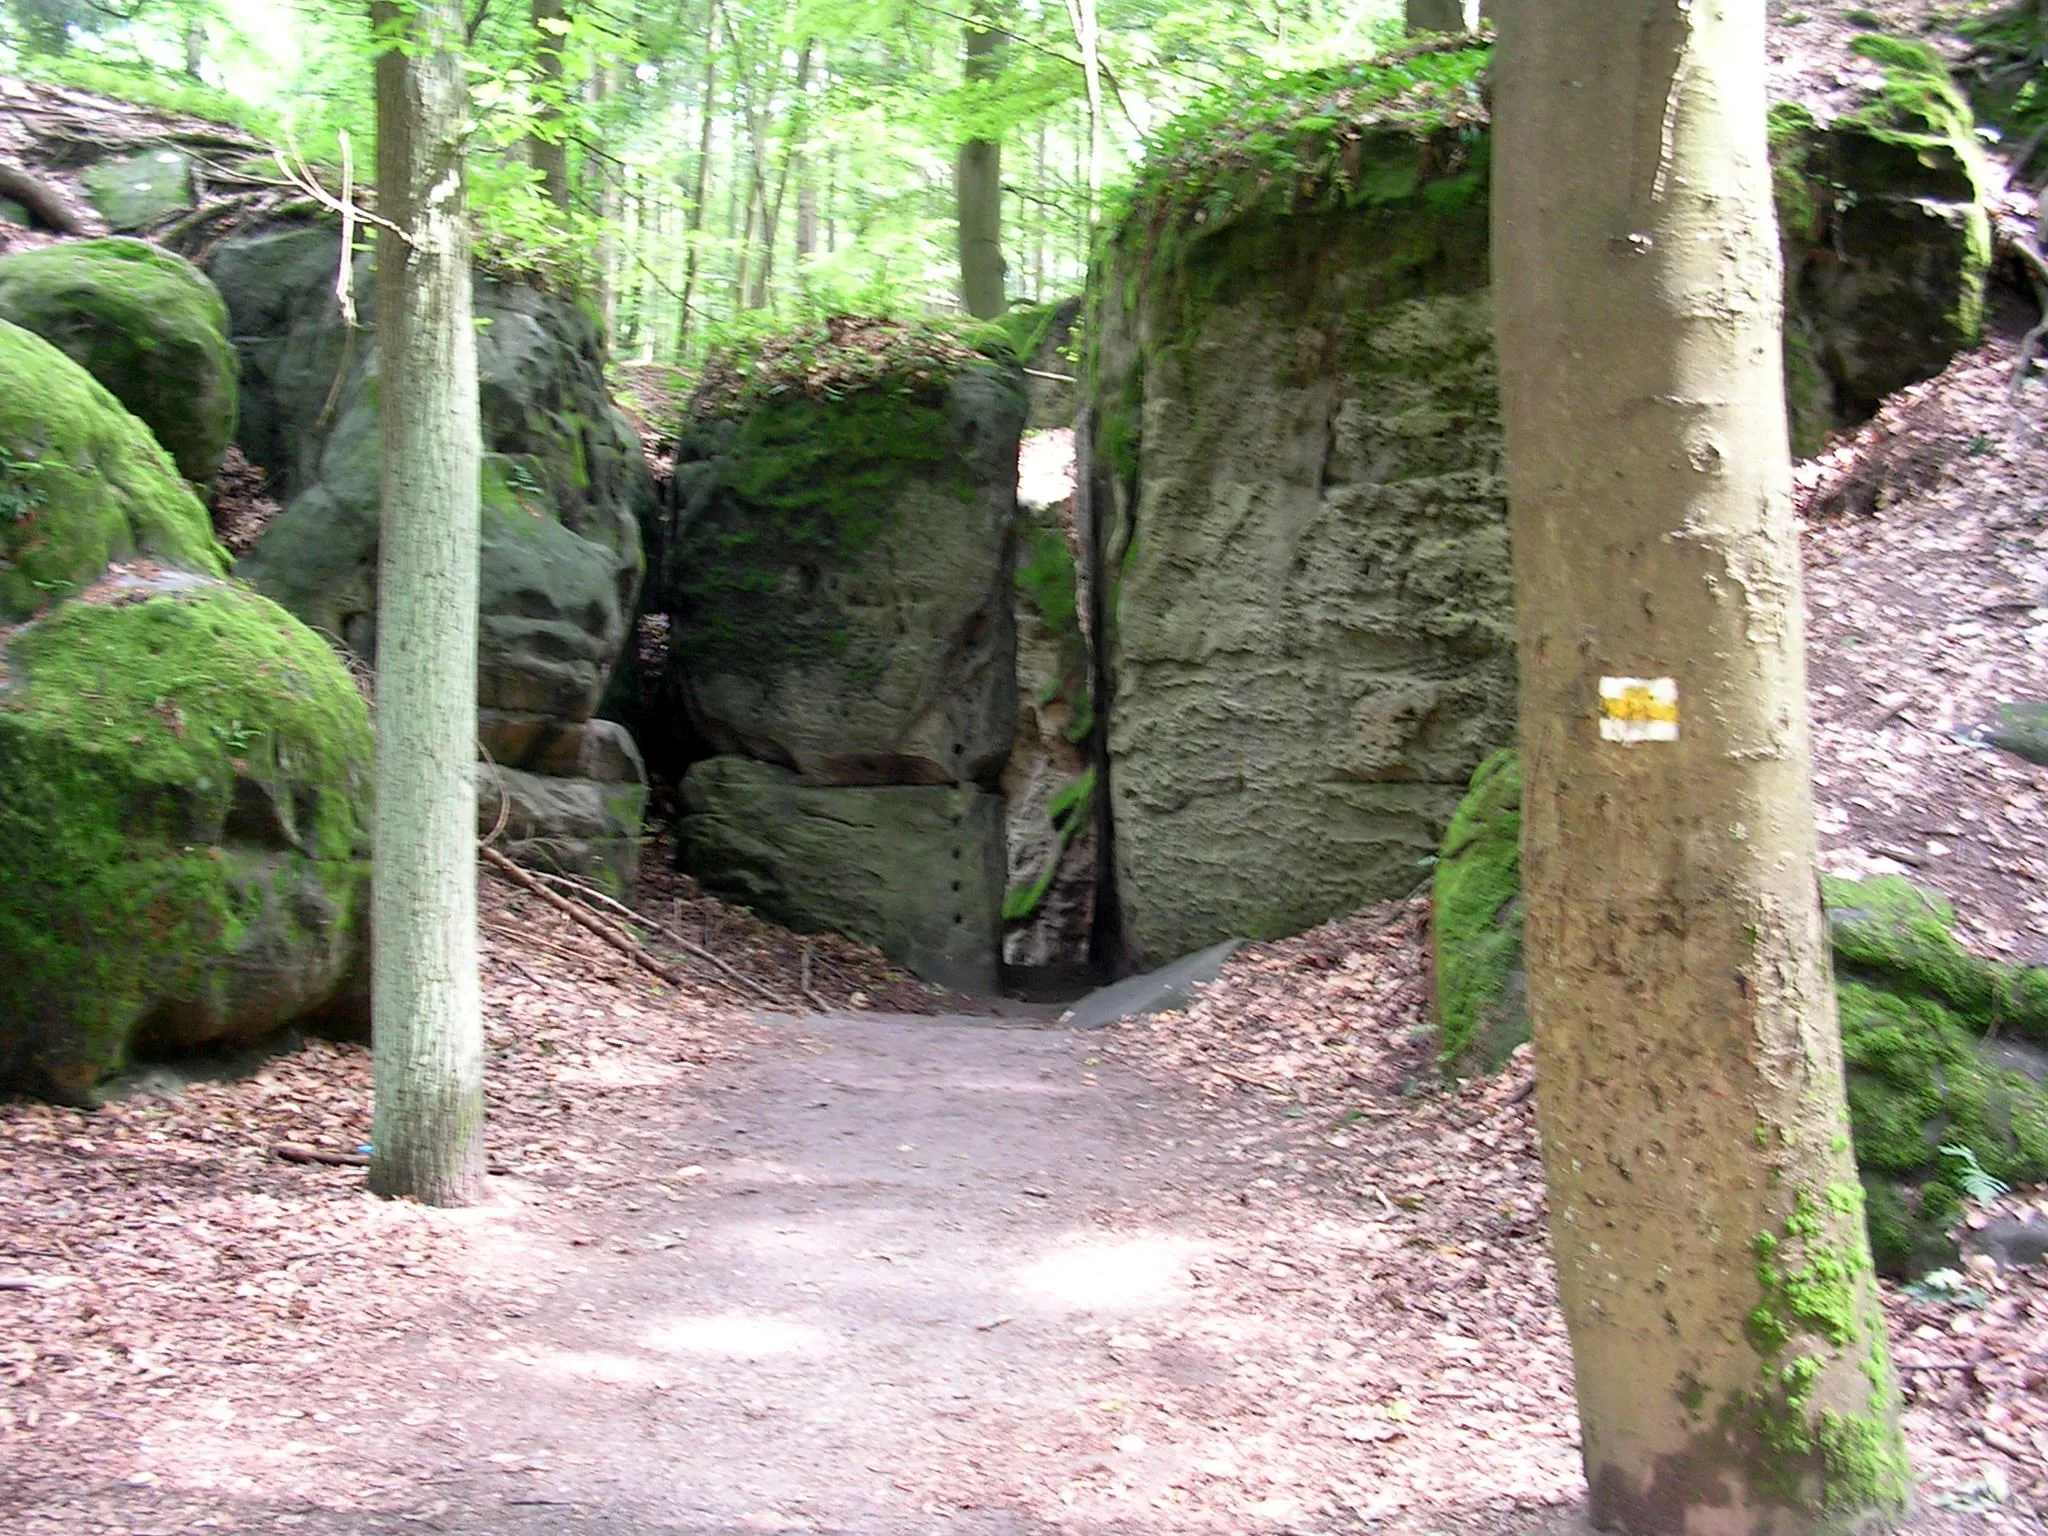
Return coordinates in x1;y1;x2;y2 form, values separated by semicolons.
20;51;274;132
1003;767;1095;923
1431;750;1523;1075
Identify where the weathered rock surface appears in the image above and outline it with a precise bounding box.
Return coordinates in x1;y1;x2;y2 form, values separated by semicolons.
678;756;1005;995
663;360;1024;787
478;719;648;894
0;238;238;483
213;224;651;727
1430;753;2048;1276
0;318;227;621
1774;37;1992;452
0;564;373;1102
1087;89;1511;967
1983;700;2048;766
81;147;195;232
1001;495;1097;970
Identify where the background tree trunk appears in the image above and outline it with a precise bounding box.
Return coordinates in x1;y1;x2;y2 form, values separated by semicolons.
1491;0;1909;1526
368;0;486;1209
955;14;1005;318
529;0;572;213
675;0;719;358
1405;0;1471;32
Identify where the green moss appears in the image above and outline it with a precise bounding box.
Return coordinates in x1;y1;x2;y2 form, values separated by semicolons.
670;382;975;672
0;319;226;622
1003;767;1095;924
692;314;997;420
1826;874;2048;1043
19;56;276;135
0;578;372;1099
1433;749;1524;1075
0;239;239;483
1016;517;1093;737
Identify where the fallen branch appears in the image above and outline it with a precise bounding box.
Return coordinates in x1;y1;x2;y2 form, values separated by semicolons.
274;1143;511;1176
0;1276;51;1292
0;159;85;234
480;845;788;1007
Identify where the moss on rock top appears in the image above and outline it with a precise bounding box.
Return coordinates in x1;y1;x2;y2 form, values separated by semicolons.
690;314;999;421
0;238;240;484
0;318;226;622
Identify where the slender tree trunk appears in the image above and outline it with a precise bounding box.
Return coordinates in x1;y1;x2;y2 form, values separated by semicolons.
825;139;837;254
368;0;485;1209
1492;0;1908;1528
528;0;571;213
955;14;1005;318
183;14;204;78
676;0;719;358
751;41;813;313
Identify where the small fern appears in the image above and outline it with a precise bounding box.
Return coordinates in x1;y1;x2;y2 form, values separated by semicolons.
1940;1143;2010;1204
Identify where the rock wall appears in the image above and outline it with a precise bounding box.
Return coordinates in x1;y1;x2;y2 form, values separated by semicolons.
208;223;654;888
1084;42;1993;968
662;327;1026;994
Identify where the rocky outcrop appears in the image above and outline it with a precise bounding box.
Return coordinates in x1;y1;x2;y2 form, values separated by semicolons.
0;322;371;1101
479;718;648;894
0;238;238;483
1083;42;1994;969
1774;37;1993;453
1431;754;2048;1276
664;320;1026;993
1002;493;1097;971
1085;52;1512;969
209;222;654;883
680;758;1005;995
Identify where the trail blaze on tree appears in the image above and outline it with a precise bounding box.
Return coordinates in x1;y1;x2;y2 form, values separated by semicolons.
368;0;487;1208
1492;0;1911;1529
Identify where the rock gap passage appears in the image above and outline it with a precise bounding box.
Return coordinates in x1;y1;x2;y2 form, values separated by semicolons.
2;7;2048;1530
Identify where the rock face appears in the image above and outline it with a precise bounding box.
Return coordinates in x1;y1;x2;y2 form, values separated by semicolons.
1002;495;1097;971
81;148;196;232
1083;43;1992;969
0;324;372;1101
1086;58;1512;968
664;325;1026;992
1773;37;1993;453
1431;755;2048;1276
680;758;1006;994
0;318;226;619
209;222;654;883
0;239;238;483
478;718;648;894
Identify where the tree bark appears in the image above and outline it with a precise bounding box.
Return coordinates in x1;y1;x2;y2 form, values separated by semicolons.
368;0;486;1209
676;0;719;358
750;41;813;313
1491;1;1909;1527
955;13;1006;318
528;0;571;213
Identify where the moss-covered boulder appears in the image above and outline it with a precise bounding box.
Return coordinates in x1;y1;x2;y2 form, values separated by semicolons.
662;318;1026;788
81;149;197;233
1084;47;1513;968
0;239;239;484
1430;755;2048;1274
0;570;374;1101
1772;38;1992;452
0;318;227;620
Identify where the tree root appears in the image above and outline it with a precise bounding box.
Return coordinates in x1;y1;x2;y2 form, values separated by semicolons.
0;159;85;235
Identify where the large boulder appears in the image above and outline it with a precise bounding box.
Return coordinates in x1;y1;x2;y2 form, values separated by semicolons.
1773;37;1993;452
0;318;227;620
678;756;1005;996
478;718;648;895
0;567;374;1102
1430;754;2048;1276
662;325;1026;788
212;224;651;727
0;239;238;484
1085;50;1513;969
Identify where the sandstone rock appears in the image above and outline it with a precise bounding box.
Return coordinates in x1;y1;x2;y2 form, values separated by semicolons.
662;355;1024;788
213;224;651;727
478;753;648;898
0;318;227;621
679;756;1005;995
0;238;239;483
0;569;373;1101
81;148;194;231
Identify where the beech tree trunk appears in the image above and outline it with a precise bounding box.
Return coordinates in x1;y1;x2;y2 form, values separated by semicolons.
675;0;718;357
1405;0;1472;32
955;14;1005;318
368;0;486;1208
1492;1;1908;1527
529;0;571;213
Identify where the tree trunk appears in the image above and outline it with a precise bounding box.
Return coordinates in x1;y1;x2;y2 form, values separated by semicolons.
183;14;204;78
1491;0;1909;1527
528;0;571;213
1405;0;1471;31
368;0;485;1209
676;0;719;358
955;15;1005;318
751;41;813;313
